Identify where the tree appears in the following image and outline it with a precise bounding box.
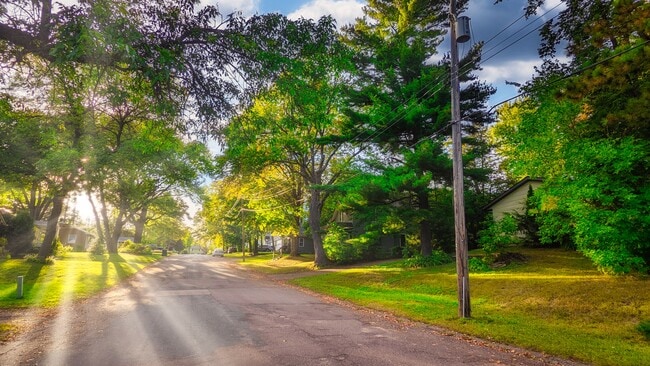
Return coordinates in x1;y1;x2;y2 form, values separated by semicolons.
222;16;359;266
1;0;242;258
86;118;211;253
341;0;494;255
0;0;252;130
0;96;55;223
488;1;650;273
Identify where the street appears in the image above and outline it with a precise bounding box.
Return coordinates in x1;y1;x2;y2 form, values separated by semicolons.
1;255;582;365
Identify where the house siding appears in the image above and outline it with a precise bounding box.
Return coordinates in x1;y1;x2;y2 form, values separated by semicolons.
489;180;542;220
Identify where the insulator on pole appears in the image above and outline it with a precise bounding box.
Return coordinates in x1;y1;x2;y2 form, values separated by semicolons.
456;16;471;43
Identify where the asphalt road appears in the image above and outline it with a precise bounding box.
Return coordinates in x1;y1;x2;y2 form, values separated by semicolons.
0;255;584;366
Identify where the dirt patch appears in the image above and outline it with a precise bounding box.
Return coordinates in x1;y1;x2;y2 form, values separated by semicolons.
0;308;52;344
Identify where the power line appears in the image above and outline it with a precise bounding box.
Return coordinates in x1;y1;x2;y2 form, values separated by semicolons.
488;39;650;113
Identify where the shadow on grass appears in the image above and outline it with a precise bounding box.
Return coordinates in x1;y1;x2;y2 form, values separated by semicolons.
108;254;131;280
22;262;45;296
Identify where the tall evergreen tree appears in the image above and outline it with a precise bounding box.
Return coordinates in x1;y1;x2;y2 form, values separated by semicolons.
342;0;494;255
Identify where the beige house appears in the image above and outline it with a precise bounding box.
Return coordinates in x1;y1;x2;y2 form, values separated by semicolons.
485;177;543;220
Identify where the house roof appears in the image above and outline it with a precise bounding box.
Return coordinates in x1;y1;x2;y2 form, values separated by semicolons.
484;176;543;210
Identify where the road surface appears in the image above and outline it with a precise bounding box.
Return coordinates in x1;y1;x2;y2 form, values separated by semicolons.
0;255;584;365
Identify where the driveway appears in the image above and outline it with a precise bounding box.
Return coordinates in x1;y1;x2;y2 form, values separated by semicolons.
0;255;584;365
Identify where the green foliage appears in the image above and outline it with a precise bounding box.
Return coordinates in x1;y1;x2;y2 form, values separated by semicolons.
118;240;152;255
323;224;367;264
537;137;650;274
89;243;106;256
24;254;55;265
339;0;494;255
637;320;650;340
402;251;453;268
468;257;491;272
1;210;34;257
478;215;520;256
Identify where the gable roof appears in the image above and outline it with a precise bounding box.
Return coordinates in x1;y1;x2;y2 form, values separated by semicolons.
484;176;543;210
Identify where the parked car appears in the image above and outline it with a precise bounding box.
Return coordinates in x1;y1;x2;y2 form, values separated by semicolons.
212;248;224;257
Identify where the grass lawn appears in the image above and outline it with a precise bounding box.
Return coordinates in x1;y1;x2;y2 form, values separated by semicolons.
227;252;316;274
280;248;649;366
0;252;159;309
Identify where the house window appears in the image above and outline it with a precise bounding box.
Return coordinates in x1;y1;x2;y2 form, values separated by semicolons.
67;233;77;244
298;238;305;248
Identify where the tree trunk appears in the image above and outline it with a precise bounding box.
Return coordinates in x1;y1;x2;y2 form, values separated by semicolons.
417;189;433;256
87;192;105;245
107;211;125;253
290;235;298;257
133;206;147;243
309;188;329;267
38;195;64;259
252;234;259;256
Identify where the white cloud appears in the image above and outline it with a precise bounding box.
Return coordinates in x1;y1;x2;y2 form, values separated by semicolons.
541;0;566;12
477;59;541;85
287;0;364;27
203;0;260;17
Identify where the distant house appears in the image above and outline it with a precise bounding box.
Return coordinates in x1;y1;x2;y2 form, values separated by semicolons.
34;221;95;251
484;177;543;220
117;236;134;245
58;224;95;251
189;245;205;254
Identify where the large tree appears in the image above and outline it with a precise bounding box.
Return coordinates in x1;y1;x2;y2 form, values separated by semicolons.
0;0;253;257
222;16;359;266
341;0;494;255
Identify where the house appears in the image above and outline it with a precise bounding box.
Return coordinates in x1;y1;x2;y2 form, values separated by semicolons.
58;224;95;251
484;177;543;220
34;221;95;251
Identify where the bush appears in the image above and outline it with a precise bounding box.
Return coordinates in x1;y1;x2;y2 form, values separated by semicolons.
118;240;152;255
3;210;34;256
323;223;367;264
468;257;491;272
51;238;70;257
637;320;650;340
24;253;55;265
478;214;520;256
89;243;106;256
403;250;453;268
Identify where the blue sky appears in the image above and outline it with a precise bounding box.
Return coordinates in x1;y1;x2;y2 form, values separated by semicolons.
210;0;566;107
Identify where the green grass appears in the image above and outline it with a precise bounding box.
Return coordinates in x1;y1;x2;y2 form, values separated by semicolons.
0;252;159;308
229;252;316;274
287;248;650;366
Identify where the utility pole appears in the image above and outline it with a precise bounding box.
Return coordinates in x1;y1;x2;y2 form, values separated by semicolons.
449;0;471;318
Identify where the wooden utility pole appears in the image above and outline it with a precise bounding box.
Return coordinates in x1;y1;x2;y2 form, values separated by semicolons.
449;0;471;318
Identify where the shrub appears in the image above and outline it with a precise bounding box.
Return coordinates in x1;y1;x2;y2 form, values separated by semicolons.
478;214;520;256
89;243;106;256
583;249;646;275
24;253;55;265
51;238;69;257
323;223;367;264
3;210;34;256
638;320;650;340
403;250;453;268
468;257;491;272
119;240;152;255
